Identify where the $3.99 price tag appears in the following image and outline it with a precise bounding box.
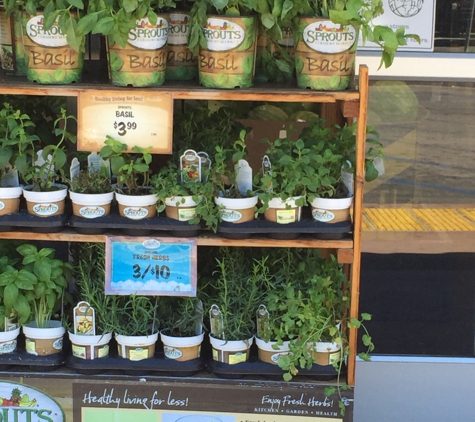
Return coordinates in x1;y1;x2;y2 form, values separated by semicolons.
105;236;197;296
78;90;173;153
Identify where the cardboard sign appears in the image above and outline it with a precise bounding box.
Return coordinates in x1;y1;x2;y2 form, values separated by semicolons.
78;90;173;153
105;236;197;296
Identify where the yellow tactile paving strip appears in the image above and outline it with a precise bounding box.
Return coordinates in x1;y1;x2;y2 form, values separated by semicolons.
363;208;475;231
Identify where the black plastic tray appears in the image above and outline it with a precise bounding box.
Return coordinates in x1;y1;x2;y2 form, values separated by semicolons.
0;211;67;233
217;218;352;240
67;352;206;377
0;349;66;371
67;214;202;237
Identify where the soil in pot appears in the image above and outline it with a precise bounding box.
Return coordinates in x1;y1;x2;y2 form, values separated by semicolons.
209;335;253;364
107;16;168;87
22;12;84;84
0;186;22;216
70;191;114;219
23;321;65;356
166;11;197;81
69;332;112;360
0;327;21;354
22;185;68;217
255;337;290;365
295;17;357;91
160;331;204;362
199;15;257;89
115;332;158;361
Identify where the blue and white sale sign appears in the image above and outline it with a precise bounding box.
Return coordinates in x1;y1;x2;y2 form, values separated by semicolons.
105;236;197;296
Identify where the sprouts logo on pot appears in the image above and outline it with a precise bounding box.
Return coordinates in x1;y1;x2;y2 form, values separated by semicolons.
26;16;68;47
79;206;106;218
128;18;168;50
202;19;245;52
168;13;190;45
303;21;356;53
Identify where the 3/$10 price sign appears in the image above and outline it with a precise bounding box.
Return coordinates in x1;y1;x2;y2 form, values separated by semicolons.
77;90;173;153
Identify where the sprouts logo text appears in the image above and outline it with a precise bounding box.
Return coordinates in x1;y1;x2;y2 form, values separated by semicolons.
128;18;168;50
303;21;356;53
168;13;190;45
202;19;245;52
26;16;68;47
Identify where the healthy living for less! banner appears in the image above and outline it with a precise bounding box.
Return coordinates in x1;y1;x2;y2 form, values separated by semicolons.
73;380;353;422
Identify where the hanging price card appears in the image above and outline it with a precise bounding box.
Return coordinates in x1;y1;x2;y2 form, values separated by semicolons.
78;90;173;153
105;236;197;296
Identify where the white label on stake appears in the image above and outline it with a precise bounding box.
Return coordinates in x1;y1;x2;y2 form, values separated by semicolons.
235;159;252;196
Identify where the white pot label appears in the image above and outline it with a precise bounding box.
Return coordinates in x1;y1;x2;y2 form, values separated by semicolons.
128;17;168;50
79;206;106;219
164;345;183;359
220;209;243;222
270;351;290;364
0;201;5;211
178;208;197;222
53;338;63;350
26;15;68;47
99;344;110;358
228;351;247;365
203;19;245;52
329;351;341;365
32;203;59;216
0;339;17;354
168;13;190;45
129;347;149;361
312;208;335;222
276;209;296;224
303;21;356;53
72;345;87;359
123;207;149;220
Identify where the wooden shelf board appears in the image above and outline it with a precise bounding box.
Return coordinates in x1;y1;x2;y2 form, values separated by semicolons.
0;230;353;249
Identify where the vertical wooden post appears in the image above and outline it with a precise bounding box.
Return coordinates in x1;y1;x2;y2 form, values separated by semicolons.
347;65;368;386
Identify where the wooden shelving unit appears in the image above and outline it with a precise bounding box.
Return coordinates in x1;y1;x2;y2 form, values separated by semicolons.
0;65;369;387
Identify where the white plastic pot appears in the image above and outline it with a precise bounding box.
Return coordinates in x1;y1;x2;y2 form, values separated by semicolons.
23;321;66;356
214;195;258;223
165;195;201;221
70;191;114;219
310;196;353;224
264;195;303;224
0;327;21;354
209;335;253;364
308;341;342;366
255;337;291;365
115;192;158;220
0;186;22;216
160;330;204;361
68;332;112;360
22;184;68;217
115;332;158;361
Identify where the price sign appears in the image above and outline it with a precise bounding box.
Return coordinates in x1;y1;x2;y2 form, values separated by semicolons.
105;236;197;296
77;90;173;153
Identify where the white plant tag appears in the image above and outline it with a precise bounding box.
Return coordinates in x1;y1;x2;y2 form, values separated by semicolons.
256;304;269;339
2;166;19;187
180;149;201;183
194;300;204;336
279;129;287;139
197;151;211;182
373;157;385;176
209;304;225;339
235;159;252;196
35;150;54;180
341;168;354;196
70;157;80;182
262;155;272;193
88;152;110;176
74;301;96;336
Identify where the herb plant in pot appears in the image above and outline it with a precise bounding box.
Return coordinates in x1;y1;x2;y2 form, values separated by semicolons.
68;158;114;220
159;296;205;361
5;0;91;84
11;244;72;356
111;295;160;361
99;136;157;221
188;0;258;88
203;248;272;365
68;243;115;360
88;0;173;87
19;109;77;218
0;102;39;215
209;131;258;228
293;0;420;90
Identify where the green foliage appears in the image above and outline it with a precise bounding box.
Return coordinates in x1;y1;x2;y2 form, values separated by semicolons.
99;136;153;195
111;295;159;336
69;168;112;194
110;68;165;87
159;297;204;337
0;244;72;328
70;243;115;334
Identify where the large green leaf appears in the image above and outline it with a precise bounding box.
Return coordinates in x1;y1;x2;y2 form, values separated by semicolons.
109;51;124;72
4;283;18;310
